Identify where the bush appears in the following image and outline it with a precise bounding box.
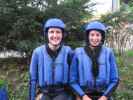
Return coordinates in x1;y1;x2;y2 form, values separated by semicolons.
126;50;133;57
0;80;8;100
0;80;5;88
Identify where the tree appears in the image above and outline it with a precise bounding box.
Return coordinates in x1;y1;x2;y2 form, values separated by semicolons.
41;0;94;40
0;0;93;57
101;3;133;66
0;0;44;53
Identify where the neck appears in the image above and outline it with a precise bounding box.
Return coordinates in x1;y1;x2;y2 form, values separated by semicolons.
89;45;95;50
48;43;60;51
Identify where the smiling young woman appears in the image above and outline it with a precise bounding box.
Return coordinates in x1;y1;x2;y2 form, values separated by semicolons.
29;18;73;100
70;21;119;100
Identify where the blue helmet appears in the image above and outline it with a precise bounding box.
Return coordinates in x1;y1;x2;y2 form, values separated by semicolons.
85;21;106;33
44;18;65;33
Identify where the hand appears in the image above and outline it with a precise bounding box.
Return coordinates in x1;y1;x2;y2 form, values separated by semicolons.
98;96;108;100
76;95;81;100
36;93;43;100
82;95;92;100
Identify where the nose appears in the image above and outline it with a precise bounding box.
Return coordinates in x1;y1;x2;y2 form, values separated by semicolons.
53;31;57;37
51;32;56;37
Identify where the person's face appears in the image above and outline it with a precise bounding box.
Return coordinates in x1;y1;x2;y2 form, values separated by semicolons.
48;27;63;46
88;30;102;47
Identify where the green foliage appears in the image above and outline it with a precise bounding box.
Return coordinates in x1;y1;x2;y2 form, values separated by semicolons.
100;3;133;61
16;39;43;57
0;62;29;100
126;50;133;57
8;72;29;100
66;41;85;49
114;64;133;100
116;56;125;67
0;0;43;52
101;2;133;28
0;0;93;57
0;80;5;88
114;90;133;100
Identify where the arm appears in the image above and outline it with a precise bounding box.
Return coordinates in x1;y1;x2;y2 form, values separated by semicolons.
29;50;38;100
69;55;85;97
103;49;119;97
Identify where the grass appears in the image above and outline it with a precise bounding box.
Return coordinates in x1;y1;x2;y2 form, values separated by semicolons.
0;80;5;88
126;50;133;57
113;64;133;100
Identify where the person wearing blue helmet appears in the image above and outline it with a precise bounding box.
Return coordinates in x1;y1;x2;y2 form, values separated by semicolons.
70;21;119;100
29;18;73;100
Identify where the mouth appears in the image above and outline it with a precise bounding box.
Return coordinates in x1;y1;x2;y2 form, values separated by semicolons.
92;41;98;44
51;38;62;43
52;39;60;42
51;37;60;40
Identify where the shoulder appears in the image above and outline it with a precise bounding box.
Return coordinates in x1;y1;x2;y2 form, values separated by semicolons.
101;46;115;57
74;47;84;55
63;45;71;49
33;45;45;54
102;46;113;53
62;45;73;52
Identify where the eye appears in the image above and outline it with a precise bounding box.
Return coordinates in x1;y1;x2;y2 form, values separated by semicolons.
96;34;100;37
48;30;54;34
56;30;62;34
96;33;101;37
90;33;95;37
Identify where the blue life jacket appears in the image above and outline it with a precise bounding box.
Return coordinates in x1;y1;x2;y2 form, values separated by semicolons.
30;44;72;86
70;46;119;97
29;44;72;100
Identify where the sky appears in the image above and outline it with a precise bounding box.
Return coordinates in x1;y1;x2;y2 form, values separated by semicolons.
91;0;112;15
